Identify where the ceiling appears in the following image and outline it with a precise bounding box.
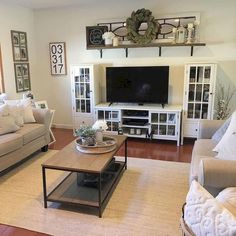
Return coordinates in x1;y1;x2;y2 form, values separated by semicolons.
1;0;102;9
0;0;146;10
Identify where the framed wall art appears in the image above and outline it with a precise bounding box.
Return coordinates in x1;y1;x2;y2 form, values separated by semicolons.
49;42;67;75
34;100;48;109
14;63;31;92
11;30;28;61
86;26;108;47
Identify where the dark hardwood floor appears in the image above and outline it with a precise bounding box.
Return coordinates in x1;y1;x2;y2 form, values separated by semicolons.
0;223;50;236
49;128;194;163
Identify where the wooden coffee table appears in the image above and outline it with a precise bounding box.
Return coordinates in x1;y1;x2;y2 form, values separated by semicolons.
42;135;127;217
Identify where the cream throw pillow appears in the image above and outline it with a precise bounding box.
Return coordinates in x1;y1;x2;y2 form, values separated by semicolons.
0;104;9;116
213;110;236;160
5;99;35;123
216;187;236;216
7;104;24;127
185;180;236;235
0;116;20;135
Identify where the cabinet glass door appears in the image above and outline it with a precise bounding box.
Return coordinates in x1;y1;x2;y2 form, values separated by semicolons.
187;65;212;119
74;67;91;113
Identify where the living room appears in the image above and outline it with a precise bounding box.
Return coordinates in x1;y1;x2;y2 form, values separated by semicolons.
0;0;236;235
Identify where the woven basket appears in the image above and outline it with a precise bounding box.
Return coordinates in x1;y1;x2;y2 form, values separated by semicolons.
180;203;195;236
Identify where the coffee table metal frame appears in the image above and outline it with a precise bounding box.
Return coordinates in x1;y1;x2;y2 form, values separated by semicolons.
42;136;127;217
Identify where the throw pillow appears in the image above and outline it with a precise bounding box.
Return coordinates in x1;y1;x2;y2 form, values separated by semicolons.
7;104;24;127
0;104;9;116
5;99;35;123
185;180;236;235
212;117;231;143
216;187;236;216
213;110;236;160
20;99;36;123
0;116;20;135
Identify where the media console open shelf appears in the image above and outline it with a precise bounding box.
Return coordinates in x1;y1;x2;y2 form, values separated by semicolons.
87;42;206;58
95;103;182;146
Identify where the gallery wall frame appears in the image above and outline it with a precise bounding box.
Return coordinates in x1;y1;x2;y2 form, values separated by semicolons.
14;63;31;92
11;30;28;61
49;42;67;75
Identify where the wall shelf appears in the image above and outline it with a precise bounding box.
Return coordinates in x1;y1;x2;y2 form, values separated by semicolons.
87;42;206;58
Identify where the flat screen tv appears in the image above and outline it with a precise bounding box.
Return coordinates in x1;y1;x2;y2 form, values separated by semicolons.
106;66;169;105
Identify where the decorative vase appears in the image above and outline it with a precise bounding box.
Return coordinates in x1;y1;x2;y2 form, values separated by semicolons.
81;137;96;146
176;25;186;44
172;28;177;44
194;21;200;42
105;38;112;45
186;23;194;44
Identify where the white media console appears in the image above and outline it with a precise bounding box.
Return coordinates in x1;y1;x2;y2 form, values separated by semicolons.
95;103;182;146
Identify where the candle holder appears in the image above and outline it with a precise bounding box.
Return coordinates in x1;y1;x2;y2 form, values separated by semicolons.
186;23;194;44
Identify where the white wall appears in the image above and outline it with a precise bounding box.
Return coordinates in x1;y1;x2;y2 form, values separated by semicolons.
33;0;236;127
0;2;35;99
2;0;236;127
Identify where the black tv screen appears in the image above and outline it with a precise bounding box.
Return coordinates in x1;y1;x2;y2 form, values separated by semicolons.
106;66;169;104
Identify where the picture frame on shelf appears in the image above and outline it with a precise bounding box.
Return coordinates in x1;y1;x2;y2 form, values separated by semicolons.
14;63;31;92
49;42;67;75
34;100;48;109
11;30;28;61
86;26;108;48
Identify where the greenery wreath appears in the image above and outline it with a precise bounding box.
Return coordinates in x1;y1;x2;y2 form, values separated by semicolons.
126;8;160;45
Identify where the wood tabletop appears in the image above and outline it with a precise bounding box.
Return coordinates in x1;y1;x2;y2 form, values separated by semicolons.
42;135;127;173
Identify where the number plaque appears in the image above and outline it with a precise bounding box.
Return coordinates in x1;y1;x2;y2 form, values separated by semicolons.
49;42;67;75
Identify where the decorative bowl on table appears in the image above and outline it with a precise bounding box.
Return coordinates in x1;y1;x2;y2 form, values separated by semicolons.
75;135;117;154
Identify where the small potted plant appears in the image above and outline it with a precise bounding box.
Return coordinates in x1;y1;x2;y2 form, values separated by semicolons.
102;31;115;45
75;125;96;146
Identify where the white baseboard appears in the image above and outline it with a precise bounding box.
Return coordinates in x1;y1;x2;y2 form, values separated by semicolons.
52;123;73;129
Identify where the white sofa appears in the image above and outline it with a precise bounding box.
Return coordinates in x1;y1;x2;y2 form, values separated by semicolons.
189;119;236;197
0;108;52;175
182;118;236;235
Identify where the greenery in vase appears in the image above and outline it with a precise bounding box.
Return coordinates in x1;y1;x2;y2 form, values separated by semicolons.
75;125;96;138
215;84;235;120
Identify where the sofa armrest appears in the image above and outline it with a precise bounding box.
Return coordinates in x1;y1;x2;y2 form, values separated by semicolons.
32;108;52;129
197;120;224;139
199;158;236;190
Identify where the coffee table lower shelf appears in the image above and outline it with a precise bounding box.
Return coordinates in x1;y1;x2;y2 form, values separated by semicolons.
43;161;125;217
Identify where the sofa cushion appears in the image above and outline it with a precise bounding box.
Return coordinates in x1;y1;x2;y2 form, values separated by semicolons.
15;123;46;145
0;133;23;157
190;139;217;182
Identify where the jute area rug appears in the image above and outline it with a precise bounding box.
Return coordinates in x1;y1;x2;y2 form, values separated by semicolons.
0;150;190;236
